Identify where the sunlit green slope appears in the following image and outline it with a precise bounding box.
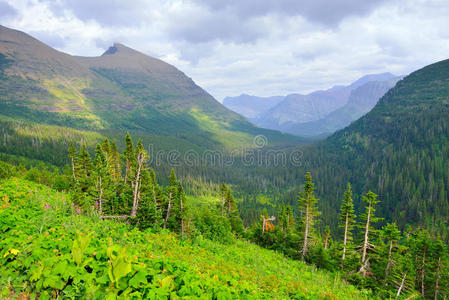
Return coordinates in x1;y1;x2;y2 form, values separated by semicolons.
0;178;370;299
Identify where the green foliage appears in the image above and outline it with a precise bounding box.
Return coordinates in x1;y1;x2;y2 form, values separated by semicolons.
0;178;368;299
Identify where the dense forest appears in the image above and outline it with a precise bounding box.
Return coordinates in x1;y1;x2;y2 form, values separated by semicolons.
2;133;449;298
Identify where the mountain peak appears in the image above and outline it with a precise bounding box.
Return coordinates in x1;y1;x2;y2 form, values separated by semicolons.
101;43;133;56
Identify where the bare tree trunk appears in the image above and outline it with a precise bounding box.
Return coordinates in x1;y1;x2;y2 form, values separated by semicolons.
131;155;144;217
434;256;441;300
361;204;372;275
342;212;349;262
396;273;407;298
302;204;309;257
163;192;172;229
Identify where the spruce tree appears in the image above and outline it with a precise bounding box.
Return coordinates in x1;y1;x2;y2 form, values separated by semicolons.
122;133;135;185
68;140;77;180
298;172;320;258
164;169;178;229
338;183;356;263
382;222;401;278
94;144;107;214
359;191;382;276
131;139;148;217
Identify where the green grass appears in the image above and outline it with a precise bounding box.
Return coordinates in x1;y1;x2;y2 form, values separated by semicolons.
0;178;372;299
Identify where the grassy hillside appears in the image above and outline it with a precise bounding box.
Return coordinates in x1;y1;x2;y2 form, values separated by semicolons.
0;177;370;299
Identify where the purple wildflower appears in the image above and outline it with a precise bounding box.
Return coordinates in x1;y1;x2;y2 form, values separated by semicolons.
95;201;99;207
44;205;51;209
71;203;75;207
76;208;81;214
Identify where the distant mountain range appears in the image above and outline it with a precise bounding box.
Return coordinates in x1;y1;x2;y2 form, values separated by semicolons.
223;73;402;137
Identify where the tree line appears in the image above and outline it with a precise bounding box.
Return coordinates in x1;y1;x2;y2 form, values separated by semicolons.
248;172;449;299
67;133;244;239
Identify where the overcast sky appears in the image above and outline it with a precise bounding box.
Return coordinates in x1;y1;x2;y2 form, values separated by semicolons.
2;0;449;101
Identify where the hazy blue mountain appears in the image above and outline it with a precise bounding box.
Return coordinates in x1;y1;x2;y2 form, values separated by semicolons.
283;76;402;137
222;94;284;120
225;73;399;137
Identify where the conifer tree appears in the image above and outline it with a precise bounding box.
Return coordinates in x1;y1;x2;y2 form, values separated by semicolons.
339;183;356;262
122;133;135;185
131;139;148;217
279;203;288;236
178;181;188;237
68;140;77;180
164;169;178;229
110;141;121;182
286;204;295;229
220;183;227;215
382;222;401;278
298;172;320;257
224;186;244;235
73;144;93;207
94;144;107;214
359;191;382;276
135;170;162;229
323;226;331;250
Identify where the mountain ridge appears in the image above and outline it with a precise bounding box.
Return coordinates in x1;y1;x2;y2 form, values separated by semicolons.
0;25;299;154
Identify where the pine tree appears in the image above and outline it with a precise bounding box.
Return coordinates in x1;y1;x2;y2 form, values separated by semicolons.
339;183;356;262
110;141;121;182
164;169;178;229
177;181;188;237
298;172;320;258
131;139;148;217
279;203;288;236
73;144;94;208
359;191;382;276
135;170;162;230
323;226;331;250
68;140;77;180
382;222;401;278
224;186;244;235
220;183;227;216
122;133;135;185
94;144;107;214
286;204;295;230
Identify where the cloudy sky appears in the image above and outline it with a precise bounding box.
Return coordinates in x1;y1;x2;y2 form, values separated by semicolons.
1;0;449;101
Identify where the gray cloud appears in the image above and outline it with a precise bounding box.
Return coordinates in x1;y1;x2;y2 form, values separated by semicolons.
193;0;388;26
2;0;449;101
40;0;149;27
166;12;266;44
0;1;18;19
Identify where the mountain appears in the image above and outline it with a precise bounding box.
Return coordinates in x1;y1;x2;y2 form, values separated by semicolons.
0;25;298;166
224;73;398;137
222;94;284;120
283;76;402;137
303;58;449;232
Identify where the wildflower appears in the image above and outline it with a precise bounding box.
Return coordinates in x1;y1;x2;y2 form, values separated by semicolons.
95;201;99;207
71;203;75;207
44;205;51;209
76;208;81;214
